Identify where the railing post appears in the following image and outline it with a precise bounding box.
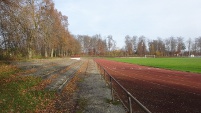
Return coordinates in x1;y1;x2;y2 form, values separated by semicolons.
104;69;106;80
110;76;114;101
128;95;133;113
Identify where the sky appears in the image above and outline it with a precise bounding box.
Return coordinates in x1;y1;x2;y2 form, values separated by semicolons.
54;0;201;48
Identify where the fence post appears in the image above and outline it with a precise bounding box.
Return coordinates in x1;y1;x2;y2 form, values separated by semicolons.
104;69;106;80
110;76;114;101
128;95;132;113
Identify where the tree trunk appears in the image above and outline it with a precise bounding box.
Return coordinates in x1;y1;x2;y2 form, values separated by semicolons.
51;48;54;57
45;47;48;58
27;37;33;59
28;47;32;59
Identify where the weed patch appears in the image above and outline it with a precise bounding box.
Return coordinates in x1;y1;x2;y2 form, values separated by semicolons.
105;98;121;105
76;98;88;113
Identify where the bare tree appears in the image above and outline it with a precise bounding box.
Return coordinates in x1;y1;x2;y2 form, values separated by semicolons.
187;38;192;56
125;35;133;55
107;35;116;56
76;34;108;56
176;37;186;56
164;37;177;56
137;36;146;56
132;36;137;54
191;38;198;56
197;37;201;55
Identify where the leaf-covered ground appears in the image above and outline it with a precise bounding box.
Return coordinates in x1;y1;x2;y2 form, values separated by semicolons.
0;63;55;112
0;59;88;113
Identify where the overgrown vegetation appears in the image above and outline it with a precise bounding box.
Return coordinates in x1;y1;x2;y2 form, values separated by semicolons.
0;63;55;112
108;57;201;73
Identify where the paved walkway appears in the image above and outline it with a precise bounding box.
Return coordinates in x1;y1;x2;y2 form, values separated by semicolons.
77;59;125;113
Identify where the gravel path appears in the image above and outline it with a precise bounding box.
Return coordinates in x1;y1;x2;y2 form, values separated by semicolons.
77;59;125;113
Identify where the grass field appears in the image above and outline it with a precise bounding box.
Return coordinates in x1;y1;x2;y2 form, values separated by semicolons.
108;57;201;74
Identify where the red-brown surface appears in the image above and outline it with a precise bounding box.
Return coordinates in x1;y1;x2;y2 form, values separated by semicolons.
94;59;201;113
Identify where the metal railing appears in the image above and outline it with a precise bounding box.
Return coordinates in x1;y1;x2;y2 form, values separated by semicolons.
96;62;151;113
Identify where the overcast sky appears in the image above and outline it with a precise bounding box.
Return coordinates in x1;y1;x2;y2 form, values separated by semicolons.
54;0;201;48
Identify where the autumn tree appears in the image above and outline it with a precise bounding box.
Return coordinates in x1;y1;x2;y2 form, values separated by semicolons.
157;38;166;56
91;34;107;56
148;40;158;55
148;38;166;56
0;0;80;59
0;0;22;57
96;36;107;56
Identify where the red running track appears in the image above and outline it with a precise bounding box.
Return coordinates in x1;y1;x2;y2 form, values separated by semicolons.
94;59;201;113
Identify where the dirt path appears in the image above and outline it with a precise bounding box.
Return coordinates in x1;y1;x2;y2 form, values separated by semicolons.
95;59;201;113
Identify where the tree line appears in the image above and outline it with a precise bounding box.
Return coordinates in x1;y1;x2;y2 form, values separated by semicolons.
75;34;201;57
0;0;80;59
124;35;201;57
75;34;116;56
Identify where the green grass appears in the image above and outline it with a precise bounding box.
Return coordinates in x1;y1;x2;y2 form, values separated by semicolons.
0;63;55;112
108;57;201;73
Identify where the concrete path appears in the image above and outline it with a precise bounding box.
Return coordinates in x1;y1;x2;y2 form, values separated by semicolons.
77;59;125;113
